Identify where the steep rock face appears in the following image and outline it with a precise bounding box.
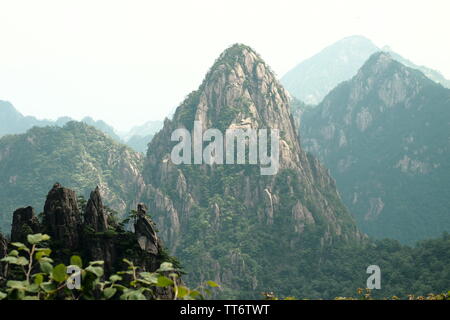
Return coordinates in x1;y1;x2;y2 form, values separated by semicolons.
11;207;41;243
142;44;365;298
300;52;450;243
0;122;145;233
42;183;82;248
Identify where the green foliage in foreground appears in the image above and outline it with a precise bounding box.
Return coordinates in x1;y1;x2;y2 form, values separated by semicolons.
0;233;219;300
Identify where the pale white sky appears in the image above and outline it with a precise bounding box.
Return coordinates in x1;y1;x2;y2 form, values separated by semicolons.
0;0;449;131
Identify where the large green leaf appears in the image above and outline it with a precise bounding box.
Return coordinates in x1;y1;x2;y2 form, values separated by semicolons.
86;265;104;278
103;287;117;300
40;282;57;293
40;261;54;274
7;280;27;290
27;233;50;245
70;255;83;268
156;276;173;287
52;264;67;283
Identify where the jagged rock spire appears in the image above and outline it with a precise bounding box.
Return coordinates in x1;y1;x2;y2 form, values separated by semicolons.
85;186;109;232
42;183;82;248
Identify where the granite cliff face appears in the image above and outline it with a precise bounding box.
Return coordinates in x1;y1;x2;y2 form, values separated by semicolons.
142;44;365;298
300;52;450;243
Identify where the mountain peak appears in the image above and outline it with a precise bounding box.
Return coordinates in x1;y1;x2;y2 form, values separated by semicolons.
214;43;262;66
219;43;257;59
334;35;377;47
364;51;394;66
281;36;379;104
204;43;273;86
356;51;434;87
167;43;292;135
357;51;396;75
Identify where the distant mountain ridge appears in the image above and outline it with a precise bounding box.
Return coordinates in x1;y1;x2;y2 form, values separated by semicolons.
119;120;163;142
118;120;163;153
0;100;161;153
0;100;121;141
281;35;450;105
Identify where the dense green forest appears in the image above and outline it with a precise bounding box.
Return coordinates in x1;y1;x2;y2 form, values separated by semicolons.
2;229;450;300
0;122;144;233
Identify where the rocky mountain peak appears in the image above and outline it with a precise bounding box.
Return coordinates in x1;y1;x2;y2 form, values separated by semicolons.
319;51;438;114
199;44;293;131
85;186;109;232
42;183;82;248
148;43;302;172
357;52;407;80
355;51;432;88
